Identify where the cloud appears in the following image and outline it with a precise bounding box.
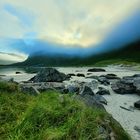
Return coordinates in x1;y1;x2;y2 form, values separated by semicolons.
0;0;139;47
0;52;27;65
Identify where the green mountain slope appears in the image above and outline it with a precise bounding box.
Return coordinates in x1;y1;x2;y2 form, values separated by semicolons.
14;40;140;66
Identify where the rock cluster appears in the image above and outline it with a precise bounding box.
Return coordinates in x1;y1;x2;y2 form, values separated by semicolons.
111;74;140;95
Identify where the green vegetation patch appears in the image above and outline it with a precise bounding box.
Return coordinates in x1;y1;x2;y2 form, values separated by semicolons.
0;82;131;140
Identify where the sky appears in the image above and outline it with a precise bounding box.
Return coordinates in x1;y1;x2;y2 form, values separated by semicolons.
0;0;140;64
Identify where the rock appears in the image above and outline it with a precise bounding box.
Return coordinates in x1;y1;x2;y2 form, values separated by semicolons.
88;68;106;72
100;74;120;80
86;75;99;80
15;71;21;74
133;74;140;78
75;94;104;109
111;75;140;95
67;85;79;93
98;77;110;86
77;73;85;77
94;94;107;105
85;80;98;90
21;86;40;95
134;100;140;109
29;68;69;82
121;76;134;84
96;87;110;95
67;73;76;77
80;86;94;96
133;77;140;95
134;126;140;133
87;73;92;75
107;74;117;77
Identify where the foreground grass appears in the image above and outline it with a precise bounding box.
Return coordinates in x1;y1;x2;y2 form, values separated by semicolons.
0;82;131;140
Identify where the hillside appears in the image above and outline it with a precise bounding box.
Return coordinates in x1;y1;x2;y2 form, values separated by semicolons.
14;40;140;66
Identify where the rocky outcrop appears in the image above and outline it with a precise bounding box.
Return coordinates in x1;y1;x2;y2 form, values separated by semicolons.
29;68;69;82
88;68;106;72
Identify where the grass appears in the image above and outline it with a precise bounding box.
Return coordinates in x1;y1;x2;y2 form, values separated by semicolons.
94;59;140;67
0;82;131;140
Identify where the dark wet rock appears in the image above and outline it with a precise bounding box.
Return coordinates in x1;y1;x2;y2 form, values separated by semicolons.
88;68;106;72
134;126;140;133
133;74;140;78
67;85;80;93
29;68;69;82
15;71;21;74
107;74;117;77
86;75;99;80
100;74;120;80
111;80;136;94
67;73;76;77
77;73;85;77
134;100;140;109
98;77;110;86
85;80;98;90
111;75;140;95
133;77;140;94
121;76;134;84
87;73;92;75
94;94;107;105
96;87;110;95
80;86;94;96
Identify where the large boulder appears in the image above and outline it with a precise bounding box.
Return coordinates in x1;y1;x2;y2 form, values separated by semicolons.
88;68;106;72
29;68;69;82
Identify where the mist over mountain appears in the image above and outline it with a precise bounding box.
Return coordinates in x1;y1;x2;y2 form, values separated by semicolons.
14;40;140;66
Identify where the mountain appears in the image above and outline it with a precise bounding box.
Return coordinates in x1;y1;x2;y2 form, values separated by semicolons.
14;40;140;66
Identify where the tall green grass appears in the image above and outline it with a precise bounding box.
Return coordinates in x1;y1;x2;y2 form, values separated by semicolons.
0;82;131;140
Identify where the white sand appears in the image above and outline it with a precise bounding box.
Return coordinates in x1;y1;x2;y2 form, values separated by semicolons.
1;66;140;140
